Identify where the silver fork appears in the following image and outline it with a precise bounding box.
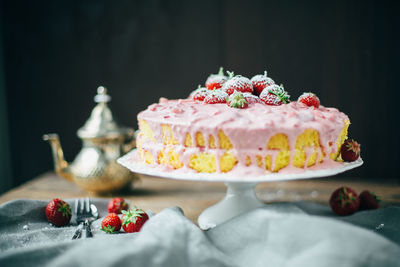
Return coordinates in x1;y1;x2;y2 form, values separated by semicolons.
72;198;98;239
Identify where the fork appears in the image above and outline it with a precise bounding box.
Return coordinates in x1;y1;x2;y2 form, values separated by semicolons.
72;198;95;239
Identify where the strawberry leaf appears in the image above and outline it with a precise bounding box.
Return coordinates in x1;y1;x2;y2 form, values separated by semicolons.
57;202;72;218
122;206;145;226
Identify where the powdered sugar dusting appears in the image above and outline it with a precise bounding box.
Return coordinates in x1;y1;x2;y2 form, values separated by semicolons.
251;75;275;86
204;90;228;103
222;76;253;95
243;92;262;104
191;87;209;101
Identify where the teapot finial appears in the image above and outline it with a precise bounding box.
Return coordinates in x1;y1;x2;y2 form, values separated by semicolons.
94;86;111;103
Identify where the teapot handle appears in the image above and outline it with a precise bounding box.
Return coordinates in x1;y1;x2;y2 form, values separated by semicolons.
123;128;136;153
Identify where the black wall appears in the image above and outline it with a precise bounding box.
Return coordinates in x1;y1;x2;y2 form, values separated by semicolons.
1;0;399;190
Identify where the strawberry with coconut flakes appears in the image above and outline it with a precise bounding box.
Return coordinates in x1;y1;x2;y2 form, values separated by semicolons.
45;198;72;227
205;67;227;90
340;139;361;162
329;187;360;216
259;84;290;106
191;86;209;101
122;206;149;233
107;197;129;214
242;92;262;104
204;89;228;104
298;92;320;108
227;91;248;109
251;71;275;96
101;213;122;234
222;71;253;95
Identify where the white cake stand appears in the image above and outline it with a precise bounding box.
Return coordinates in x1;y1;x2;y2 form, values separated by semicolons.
118;150;363;230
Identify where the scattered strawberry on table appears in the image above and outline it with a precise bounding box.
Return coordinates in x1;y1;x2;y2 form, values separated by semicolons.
101;213;122;234
205;67;227;90
45;198;72;227
121;206;149;233
329;187;360;216
107;197;129;214
359;190;380;210
340;139;361;162
329;187;381;215
298;92;320;108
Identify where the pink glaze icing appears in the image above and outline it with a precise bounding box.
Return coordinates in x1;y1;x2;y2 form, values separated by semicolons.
136;98;349;176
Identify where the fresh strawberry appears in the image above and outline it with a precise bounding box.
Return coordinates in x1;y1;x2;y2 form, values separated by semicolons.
340;139;361;162
191;86;209;101
259;84;290;106
107;197;129;214
243;92;262;104
121;206;149;233
251;71;275;96
359;190;380;210
329;187;360;216
222;71;253;95
227;91;248;109
100;213;121;234
204;89;228;104
205;67;227;90
45;198;72;227
298;92;320;108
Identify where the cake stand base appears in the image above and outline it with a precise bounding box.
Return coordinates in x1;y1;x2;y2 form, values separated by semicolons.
198;182;264;230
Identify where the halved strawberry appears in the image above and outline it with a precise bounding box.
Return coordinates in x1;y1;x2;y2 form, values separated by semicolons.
101;213;121;234
340;139;361;162
227;91;248;109
205;67;227;90
251;71;275;96
191;86;209;101
298;92;320;108
329;187;360;216
222;71;253;95
204;89;228;104
259;84;290;106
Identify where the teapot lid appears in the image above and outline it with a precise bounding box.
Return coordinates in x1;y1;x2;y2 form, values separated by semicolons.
77;86;132;139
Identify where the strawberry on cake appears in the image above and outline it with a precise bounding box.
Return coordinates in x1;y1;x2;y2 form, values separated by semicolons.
135;69;356;176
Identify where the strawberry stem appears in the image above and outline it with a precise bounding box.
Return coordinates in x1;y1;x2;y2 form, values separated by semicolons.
218;67;224;76
227;71;234;79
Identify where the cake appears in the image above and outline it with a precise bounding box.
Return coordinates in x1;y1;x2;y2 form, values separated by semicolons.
135;69;352;177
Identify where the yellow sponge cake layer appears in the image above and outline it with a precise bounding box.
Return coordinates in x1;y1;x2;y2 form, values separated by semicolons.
135;99;350;175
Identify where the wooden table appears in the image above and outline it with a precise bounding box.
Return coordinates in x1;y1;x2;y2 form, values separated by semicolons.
1;172;399;223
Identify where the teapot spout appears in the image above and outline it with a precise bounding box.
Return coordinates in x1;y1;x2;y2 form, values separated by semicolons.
43;133;73;182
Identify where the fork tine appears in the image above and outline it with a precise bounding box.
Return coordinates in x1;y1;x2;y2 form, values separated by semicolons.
86;198;90;213
80;198;84;213
74;199;79;215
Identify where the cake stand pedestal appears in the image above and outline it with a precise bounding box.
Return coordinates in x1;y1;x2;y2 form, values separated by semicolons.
118;150;363;230
198;182;263;229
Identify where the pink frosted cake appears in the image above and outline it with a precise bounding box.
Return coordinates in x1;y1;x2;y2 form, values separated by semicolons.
135;69;352;176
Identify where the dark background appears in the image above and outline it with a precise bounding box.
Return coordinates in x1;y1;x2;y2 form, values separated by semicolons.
1;0;399;193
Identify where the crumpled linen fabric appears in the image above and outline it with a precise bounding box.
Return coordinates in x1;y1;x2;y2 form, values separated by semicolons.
0;199;399;267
